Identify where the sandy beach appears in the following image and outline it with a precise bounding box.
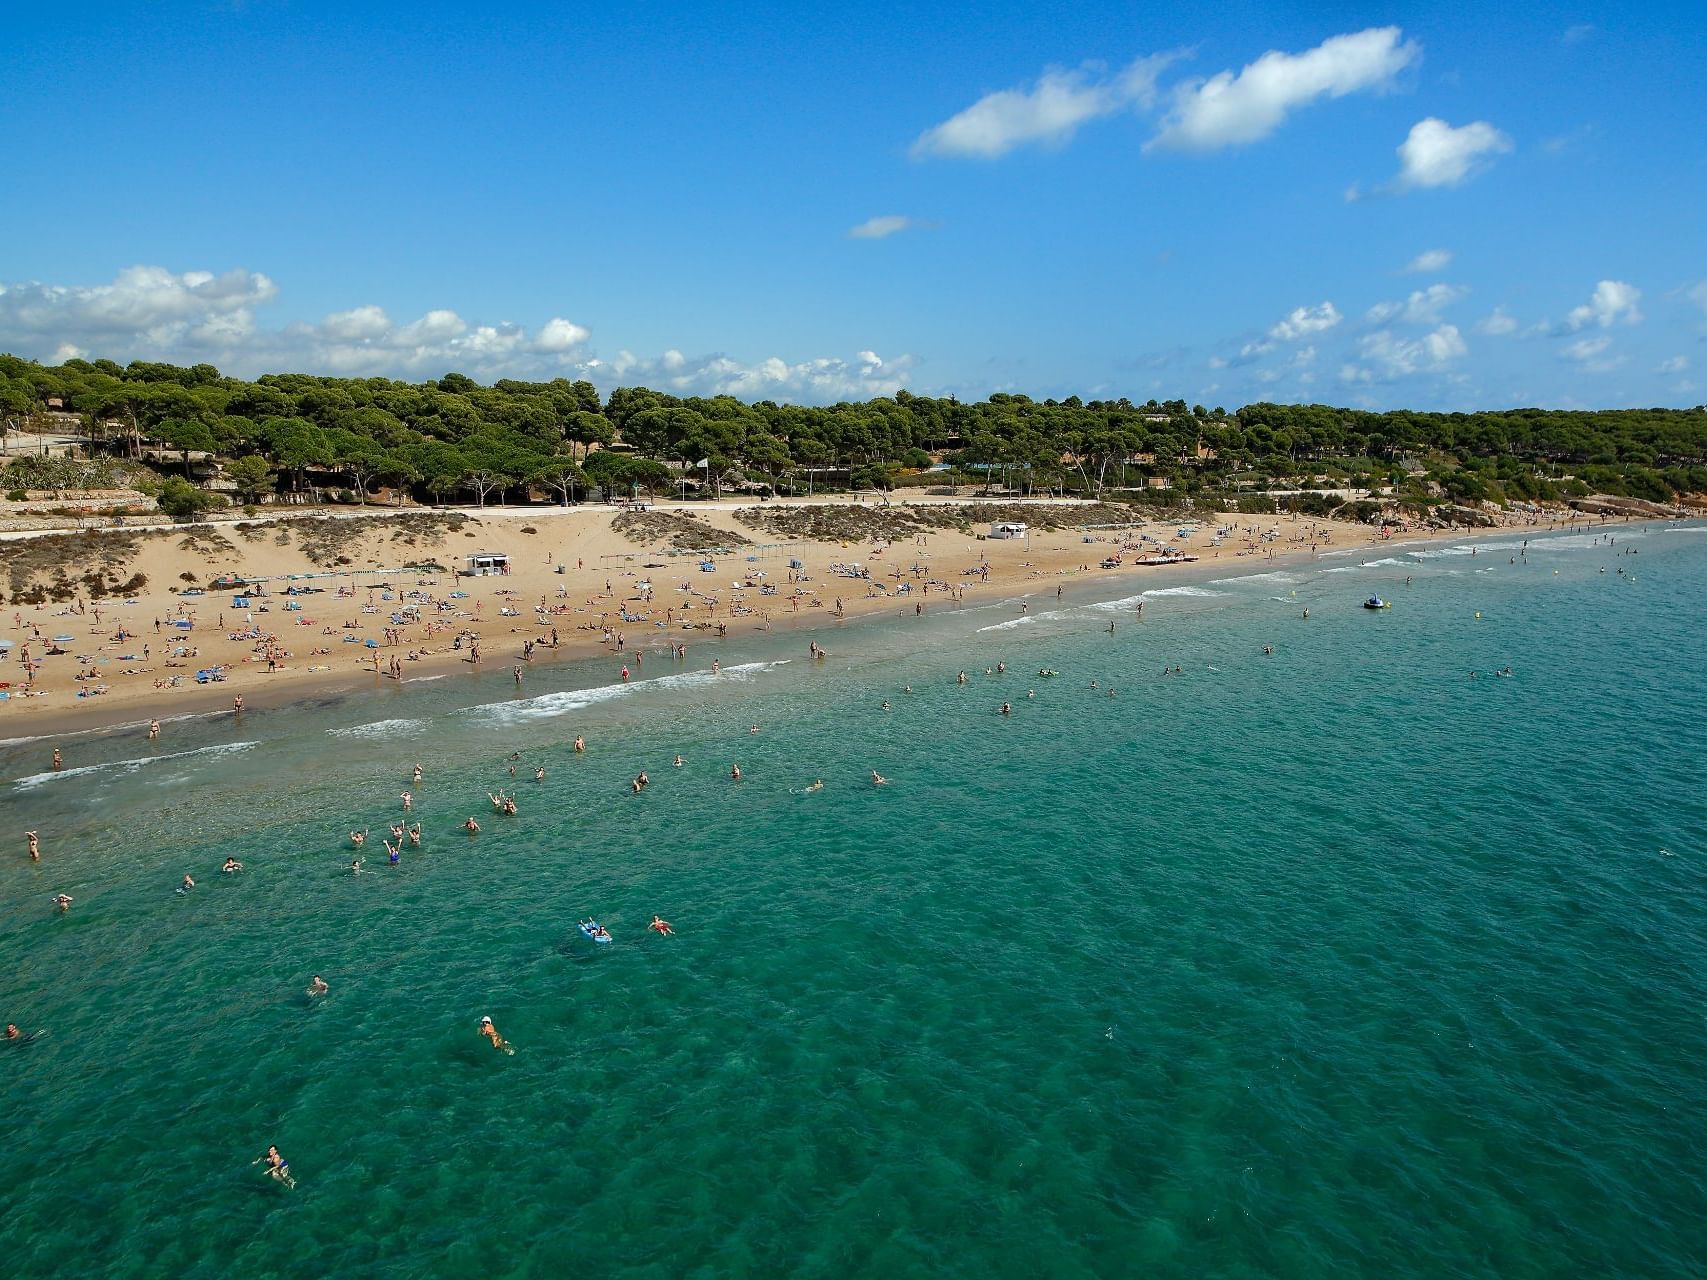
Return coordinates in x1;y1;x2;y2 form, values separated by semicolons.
0;496;1600;740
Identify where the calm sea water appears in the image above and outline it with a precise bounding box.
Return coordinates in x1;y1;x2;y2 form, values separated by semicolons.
3;523;1705;1279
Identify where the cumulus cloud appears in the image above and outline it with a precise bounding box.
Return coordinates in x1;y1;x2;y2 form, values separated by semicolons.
1657;356;1688;374
0;264;915;404
0;265;276;348
1365;283;1468;326
1356;323;1467;377
1566;279;1641;330
911;52;1182;159
1687;281;1707;316
1149;27;1418;151
1476;306;1519;336
848;215;923;240
1393;117;1513;189
1269;301;1342;341
607;349;916;401
1403;248;1452;274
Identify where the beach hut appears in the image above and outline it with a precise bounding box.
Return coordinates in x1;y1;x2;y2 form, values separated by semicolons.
464;552;511;578
989;521;1029;540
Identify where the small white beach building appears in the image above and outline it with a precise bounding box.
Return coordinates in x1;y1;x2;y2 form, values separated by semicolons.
464;552;511;577
989;521;1029;540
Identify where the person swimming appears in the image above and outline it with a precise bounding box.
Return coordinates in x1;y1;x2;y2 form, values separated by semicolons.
52;894;73;912
306;976;329;997
673;754;684;767
999;702;1011;715
534;766;545;782
407;824;421;848
730;764;742;781
649;915;674;936
181;874;196;891
464;817;480;834
573;736;586;753
26;830;39;862
350;858;364;874
222;857;242;873
871;770;887;786
479;1016;509;1052
805;779;824;792
254;1145;294;1188
350;829;368;849
632;772;649;793
412;763;423;784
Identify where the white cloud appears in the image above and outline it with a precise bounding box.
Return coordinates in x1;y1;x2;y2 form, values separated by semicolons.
912;52;1182;159
1476;307;1519;336
1566;279;1641;330
1359;323;1467;377
1149;27;1418;151
1683;280;1707;317
0;264;915;403
1365;283;1468;326
849;215;923;240
1393;117;1513;189
1657;356;1688;374
1561;334;1622;371
320;304;391;342
1403;248;1452;274
533;317;591;352
1269;301;1342;341
0;265;276;346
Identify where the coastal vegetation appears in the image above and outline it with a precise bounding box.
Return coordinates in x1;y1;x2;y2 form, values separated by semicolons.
1;354;1703;518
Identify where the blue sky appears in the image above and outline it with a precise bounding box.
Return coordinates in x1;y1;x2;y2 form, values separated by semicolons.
1;1;1702;409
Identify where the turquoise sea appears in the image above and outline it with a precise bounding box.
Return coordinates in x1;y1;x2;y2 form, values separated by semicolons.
3;522;1705;1279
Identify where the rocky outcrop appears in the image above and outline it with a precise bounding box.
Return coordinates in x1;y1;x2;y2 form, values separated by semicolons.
1568;495;1685;519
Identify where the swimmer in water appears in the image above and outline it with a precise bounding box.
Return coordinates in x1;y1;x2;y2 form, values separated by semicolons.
254;1145;294;1188
407;823;421;848
412;763;423;784
573;736;586;753
181;874;196;891
632;772;649;793
805;779;824;792
649;915;674;936
464;817;480;835
385;839;401;865
52;748;63;771
350;858;364;874
871;770;888;786
534;766;545;783
222;857;243;873
999;702;1011;715
148;720;160;741
1027;689;1035;698
26;830;39;861
730;763;742;781
749;725;761;734
997;662;1006;673
52;894;73;912
4;1023;20;1040
350;829;368;849
880;700;891;711
307;976;329;997
957;671;967;685
401;792;413;812
479;1015;510;1052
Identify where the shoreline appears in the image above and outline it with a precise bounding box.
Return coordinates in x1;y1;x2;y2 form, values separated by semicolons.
4;509;1682;746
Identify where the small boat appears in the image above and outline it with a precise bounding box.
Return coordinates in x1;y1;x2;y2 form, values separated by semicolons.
1363;597;1391;610
578;918;613;944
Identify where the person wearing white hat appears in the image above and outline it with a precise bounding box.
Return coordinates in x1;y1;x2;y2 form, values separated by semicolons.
478;1016;509;1053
